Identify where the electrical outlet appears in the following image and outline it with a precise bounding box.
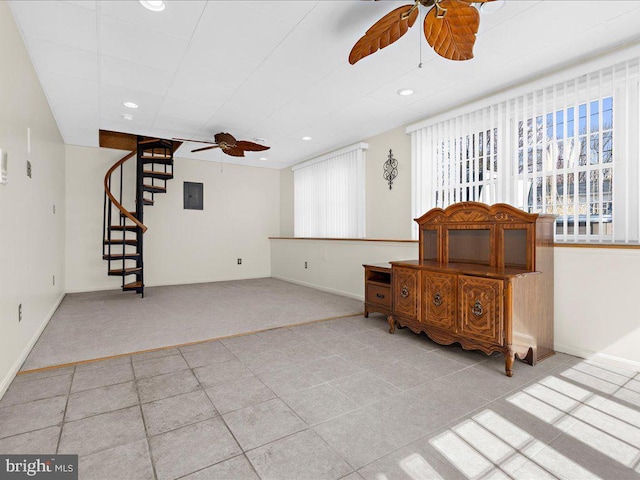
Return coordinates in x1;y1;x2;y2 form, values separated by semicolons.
18;304;22;322
304;261;308;269
26;160;32;178
237;258;242;265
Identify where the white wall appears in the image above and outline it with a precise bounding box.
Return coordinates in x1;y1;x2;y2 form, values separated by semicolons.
555;247;640;370
270;239;418;299
271;239;640;372
364;126;412;239
279;126;412;240
0;3;66;396
65;146;280;291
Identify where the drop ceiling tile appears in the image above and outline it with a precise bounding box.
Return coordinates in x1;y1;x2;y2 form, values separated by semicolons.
153;115;206;134
178;43;259;91
100;56;173;97
475;1;541;37
239;62;319;104
295;81;361;117
191;2;293;64
157;97;218;124
99;0;206;39
99;83;163;127
99;16;188;72
63;1;96;10
165;74;233;107
39;72;98;118
366;66;448;106
244;1;318;26
25;37;98;82
11;0;97;51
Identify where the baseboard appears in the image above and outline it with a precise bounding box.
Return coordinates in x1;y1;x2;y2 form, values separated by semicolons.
0;293;65;399
555;343;640;373
271;275;364;301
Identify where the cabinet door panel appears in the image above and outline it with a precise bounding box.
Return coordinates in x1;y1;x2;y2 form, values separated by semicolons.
458;276;504;345
392;267;420;320
423;272;456;331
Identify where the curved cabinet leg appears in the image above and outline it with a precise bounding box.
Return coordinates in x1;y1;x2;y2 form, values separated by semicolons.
505;348;515;377
387;315;395;334
364;306;369;318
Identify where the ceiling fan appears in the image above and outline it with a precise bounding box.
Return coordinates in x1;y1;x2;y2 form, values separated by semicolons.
174;132;270;157
349;0;495;65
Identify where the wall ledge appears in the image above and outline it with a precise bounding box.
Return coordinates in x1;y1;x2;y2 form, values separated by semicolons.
269;237;417;243
271;237;640;249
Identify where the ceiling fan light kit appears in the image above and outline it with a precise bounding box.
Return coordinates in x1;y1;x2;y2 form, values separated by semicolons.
349;0;494;65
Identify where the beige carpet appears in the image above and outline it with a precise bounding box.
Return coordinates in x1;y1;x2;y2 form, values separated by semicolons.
22;278;362;371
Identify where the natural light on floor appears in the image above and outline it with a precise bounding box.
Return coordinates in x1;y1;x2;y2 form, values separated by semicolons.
430;409;599;479
376;360;640;479
508;362;640;471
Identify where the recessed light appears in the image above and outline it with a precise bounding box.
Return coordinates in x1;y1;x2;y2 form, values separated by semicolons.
259;157;268;161
139;0;165;12
123;101;139;109
302;136;312;141
254;137;267;143
121;113;134;121
480;0;506;13
397;88;414;96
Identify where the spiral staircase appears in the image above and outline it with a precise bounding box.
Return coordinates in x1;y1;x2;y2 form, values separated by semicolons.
101;131;179;297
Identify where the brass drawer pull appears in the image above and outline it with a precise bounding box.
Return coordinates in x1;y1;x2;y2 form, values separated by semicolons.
433;292;442;307
400;286;409;298
472;300;483;317
376;293;385;299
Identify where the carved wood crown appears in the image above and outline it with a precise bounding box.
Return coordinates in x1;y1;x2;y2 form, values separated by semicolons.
415;202;539;226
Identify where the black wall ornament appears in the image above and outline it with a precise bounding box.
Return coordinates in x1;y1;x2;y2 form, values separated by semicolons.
383;149;398;190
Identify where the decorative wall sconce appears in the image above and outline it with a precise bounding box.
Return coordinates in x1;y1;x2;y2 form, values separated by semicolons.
383;149;398;190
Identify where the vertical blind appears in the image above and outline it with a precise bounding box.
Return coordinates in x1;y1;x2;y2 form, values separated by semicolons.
409;55;640;243
293;143;367;238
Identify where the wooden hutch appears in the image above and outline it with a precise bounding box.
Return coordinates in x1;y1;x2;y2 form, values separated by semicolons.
387;202;555;376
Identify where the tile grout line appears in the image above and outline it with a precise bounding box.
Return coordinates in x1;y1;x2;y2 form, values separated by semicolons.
55;365;76;455
132;352;160;480
180;346;267;480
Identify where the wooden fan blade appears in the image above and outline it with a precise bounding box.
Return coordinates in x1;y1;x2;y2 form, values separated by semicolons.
214;132;237;145
191;145;220;153
424;0;478;60
424;0;479;61
349;4;419;65
235;141;270;152
173;137;216;145
222;146;246;157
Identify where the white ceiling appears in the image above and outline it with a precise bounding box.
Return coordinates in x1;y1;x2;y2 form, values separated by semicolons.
9;0;640;168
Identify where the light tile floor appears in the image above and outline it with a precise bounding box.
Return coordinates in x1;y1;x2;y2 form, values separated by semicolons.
1;314;640;480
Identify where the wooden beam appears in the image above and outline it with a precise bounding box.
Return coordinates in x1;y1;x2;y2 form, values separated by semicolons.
99;129;182;154
99;130;136;151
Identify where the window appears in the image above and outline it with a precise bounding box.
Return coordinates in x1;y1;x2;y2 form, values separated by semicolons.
293;143;367;238
516;97;613;240
409;55;640;243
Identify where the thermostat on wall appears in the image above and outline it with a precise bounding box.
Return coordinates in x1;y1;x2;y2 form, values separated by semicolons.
0;149;7;185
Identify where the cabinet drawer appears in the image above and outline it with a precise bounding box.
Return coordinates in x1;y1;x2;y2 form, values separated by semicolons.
458;276;504;346
367;284;391;307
